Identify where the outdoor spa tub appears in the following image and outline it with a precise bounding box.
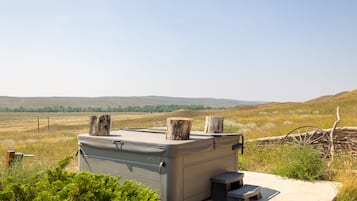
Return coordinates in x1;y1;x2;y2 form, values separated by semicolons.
78;129;243;201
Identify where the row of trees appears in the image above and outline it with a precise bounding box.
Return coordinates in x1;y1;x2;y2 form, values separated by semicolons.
0;104;216;113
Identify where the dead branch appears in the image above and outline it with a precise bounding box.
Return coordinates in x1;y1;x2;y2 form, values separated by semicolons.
329;106;340;164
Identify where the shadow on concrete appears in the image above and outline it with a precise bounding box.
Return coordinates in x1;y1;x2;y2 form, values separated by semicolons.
260;187;280;201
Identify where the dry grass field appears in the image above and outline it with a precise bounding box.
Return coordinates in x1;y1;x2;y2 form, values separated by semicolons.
0;112;160;170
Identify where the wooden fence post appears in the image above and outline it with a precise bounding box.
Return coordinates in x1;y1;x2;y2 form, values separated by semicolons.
166;117;192;140
6;150;15;168
37;116;40;133
204;116;224;133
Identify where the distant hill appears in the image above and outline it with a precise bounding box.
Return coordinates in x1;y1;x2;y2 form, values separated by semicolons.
305;90;357;103
117;89;357;138
0;96;263;109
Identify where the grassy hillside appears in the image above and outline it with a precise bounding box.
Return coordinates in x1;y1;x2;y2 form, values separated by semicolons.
117;89;357;139
0;96;262;109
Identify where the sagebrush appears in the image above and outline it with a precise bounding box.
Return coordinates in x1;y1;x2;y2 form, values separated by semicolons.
0;157;159;201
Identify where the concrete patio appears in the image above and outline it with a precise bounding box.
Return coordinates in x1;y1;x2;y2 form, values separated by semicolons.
242;171;341;201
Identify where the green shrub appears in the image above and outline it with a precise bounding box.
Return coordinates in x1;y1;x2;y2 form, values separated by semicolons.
0;157;159;201
273;146;325;181
238;142;291;173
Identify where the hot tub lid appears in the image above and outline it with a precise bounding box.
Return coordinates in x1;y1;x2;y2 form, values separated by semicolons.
78;129;220;156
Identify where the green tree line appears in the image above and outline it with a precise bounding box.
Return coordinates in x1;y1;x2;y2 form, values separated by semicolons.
0;104;216;113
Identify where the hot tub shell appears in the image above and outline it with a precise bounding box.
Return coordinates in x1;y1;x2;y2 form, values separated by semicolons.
78;129;243;201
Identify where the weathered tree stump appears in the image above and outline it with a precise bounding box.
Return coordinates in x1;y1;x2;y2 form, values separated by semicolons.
6;150;15;168
204;116;224;133
89;116;98;135
97;115;111;136
89;115;111;136
166;118;192;140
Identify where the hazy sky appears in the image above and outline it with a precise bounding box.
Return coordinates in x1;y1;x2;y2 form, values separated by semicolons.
1;1;356;102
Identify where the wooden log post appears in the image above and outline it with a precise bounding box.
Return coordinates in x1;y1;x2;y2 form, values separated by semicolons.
89;115;111;136
166;118;192;140
204;116;224;133
89;116;98;135
97;115;111;136
6;150;15;168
